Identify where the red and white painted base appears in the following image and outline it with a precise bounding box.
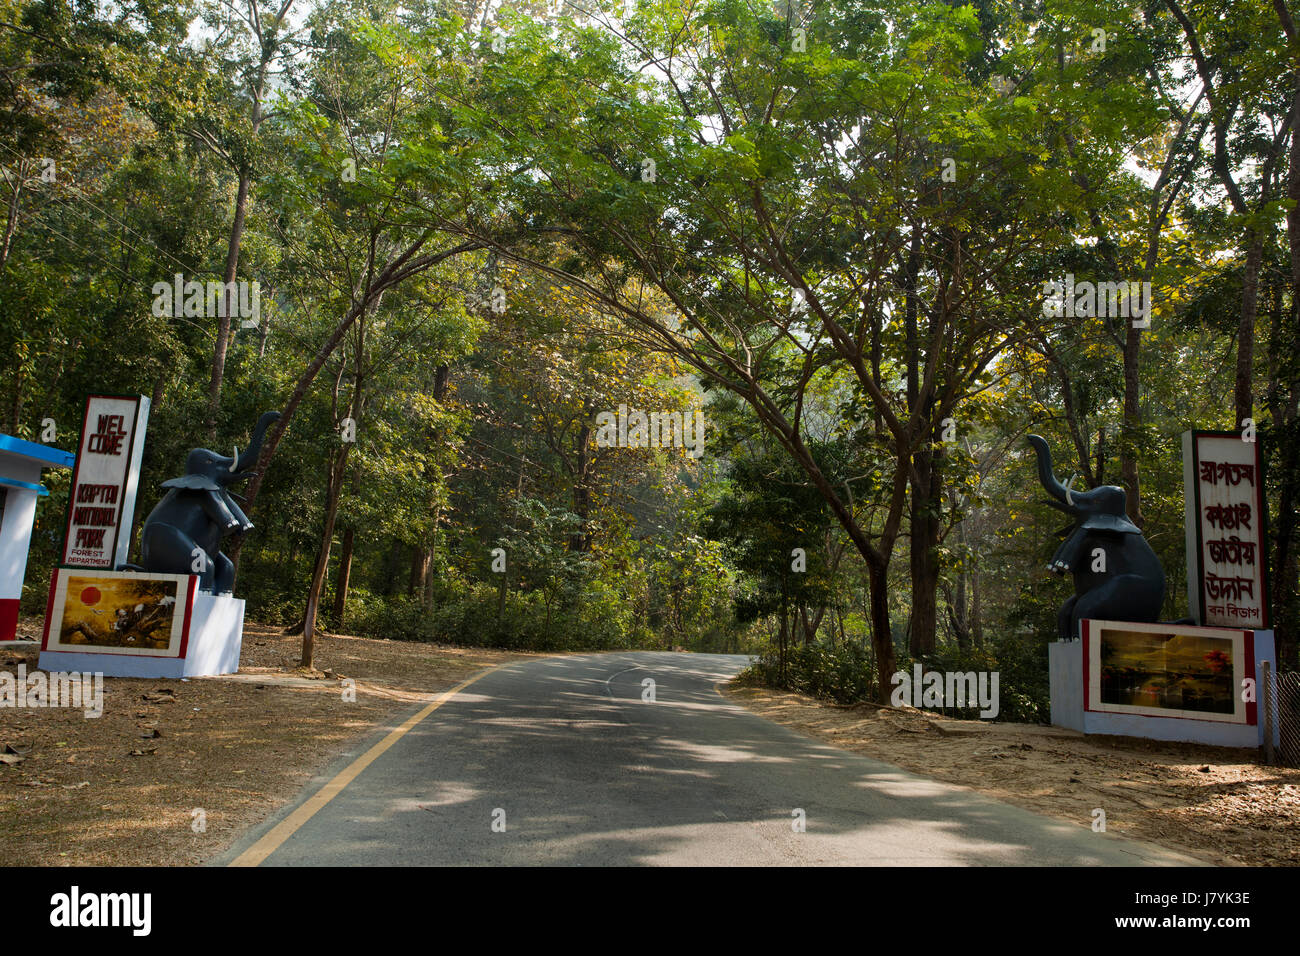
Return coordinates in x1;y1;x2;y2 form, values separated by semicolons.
1050;618;1278;749
38;569;243;678
0;458;42;640
0;598;18;641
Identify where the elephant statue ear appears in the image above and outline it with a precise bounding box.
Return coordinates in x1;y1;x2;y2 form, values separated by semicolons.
1081;513;1142;535
161;475;222;491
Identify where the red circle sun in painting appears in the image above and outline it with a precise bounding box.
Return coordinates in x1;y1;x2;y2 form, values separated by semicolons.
80;586;101;606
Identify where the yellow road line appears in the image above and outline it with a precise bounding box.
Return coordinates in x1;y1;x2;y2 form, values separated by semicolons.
229;666;500;867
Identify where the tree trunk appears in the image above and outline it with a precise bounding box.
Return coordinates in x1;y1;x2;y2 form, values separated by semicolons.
778;425;903;701
1236;226;1264;429
1120;317;1143;526
205;1;294;437
332;526;354;627
302;449;347;668
409;546;429;596
571;420;592;552
869;298;883;439
1276;67;1300;662
866;563;895;701
303;327;364;665
331;466;361;626
778;571;789;682
421;546;436;609
1;173;22;277
908;442;942;657
903;232;940;657
953;560;970;653
208;169;251;439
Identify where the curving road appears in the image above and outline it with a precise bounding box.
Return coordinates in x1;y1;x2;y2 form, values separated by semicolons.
219;652;1205;866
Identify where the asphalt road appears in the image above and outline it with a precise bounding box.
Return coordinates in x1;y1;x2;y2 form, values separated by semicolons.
220;652;1205;866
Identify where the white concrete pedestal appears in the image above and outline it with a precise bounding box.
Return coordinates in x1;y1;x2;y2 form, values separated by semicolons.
40;592;244;678
1049;622;1279;748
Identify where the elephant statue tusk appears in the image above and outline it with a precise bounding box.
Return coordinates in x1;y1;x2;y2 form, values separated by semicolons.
230;447;240;472
1063;472;1077;507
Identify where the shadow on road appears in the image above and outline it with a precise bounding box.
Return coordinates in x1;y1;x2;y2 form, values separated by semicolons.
238;652;1204;866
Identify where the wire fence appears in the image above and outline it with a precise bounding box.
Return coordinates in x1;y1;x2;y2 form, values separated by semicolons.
1266;664;1300;768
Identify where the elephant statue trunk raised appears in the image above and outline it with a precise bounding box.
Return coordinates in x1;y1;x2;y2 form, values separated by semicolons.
135;411;281;593
1027;435;1165;640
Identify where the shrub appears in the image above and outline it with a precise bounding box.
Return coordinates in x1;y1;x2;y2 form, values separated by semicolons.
740;630;1051;723
741;639;877;704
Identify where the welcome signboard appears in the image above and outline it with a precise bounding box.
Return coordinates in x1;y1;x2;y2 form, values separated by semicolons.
61;395;150;570
1181;430;1269;630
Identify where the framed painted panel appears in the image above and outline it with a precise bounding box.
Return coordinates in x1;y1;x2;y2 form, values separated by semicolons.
41;569;196;658
1083;619;1254;725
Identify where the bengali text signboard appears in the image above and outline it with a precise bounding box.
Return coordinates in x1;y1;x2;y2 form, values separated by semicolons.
1182;430;1269;629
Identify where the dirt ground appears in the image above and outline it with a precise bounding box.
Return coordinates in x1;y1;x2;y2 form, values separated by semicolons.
0;617;531;866
724;681;1300;866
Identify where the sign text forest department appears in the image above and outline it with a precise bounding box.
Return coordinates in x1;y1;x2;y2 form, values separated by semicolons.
61;395;150;571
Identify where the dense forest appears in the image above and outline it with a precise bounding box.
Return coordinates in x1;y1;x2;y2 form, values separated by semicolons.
4;0;1297;718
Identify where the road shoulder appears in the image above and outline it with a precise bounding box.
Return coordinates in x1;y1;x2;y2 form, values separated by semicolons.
722;681;1300;866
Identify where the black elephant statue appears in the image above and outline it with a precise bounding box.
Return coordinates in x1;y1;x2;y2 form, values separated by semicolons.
134;411;280;593
1028;435;1165;641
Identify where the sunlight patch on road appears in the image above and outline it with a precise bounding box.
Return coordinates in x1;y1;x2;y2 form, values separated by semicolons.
850;771;968;800
475;717;626;730
656;737;793;765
